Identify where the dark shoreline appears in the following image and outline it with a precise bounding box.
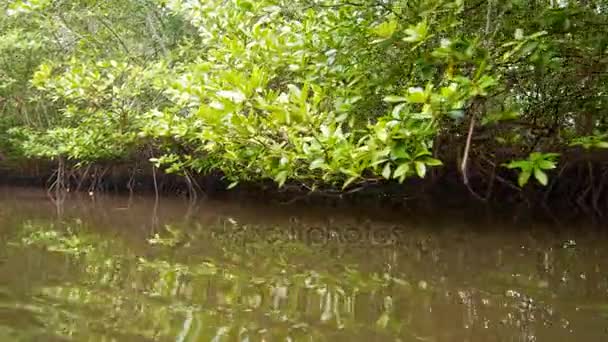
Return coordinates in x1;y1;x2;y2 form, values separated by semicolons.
1;160;605;226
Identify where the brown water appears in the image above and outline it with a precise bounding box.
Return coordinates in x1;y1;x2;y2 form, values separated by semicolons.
0;187;607;341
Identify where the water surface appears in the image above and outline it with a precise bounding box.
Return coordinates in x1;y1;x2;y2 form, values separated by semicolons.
0;187;607;341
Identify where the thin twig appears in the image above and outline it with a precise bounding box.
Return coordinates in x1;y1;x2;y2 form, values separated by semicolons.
485;0;493;36
97;15;131;55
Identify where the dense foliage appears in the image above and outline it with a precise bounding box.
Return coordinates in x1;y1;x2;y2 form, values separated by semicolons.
1;0;607;199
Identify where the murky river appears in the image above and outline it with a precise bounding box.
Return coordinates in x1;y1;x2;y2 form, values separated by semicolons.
0;187;607;341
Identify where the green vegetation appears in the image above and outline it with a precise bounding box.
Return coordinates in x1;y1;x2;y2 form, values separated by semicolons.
1;0;607;202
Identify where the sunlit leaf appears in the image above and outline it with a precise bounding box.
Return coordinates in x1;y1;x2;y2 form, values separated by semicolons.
342;175;359;189
407;87;426;104
537;160;556;170
216;90;246;103
382;163;392;179
518;170;531;187
310;158;326;170
384;95;408;103
393;163;410;180
534;168;548;186
422;157;442;166
414;161;426;178
371;20;398;39
274;171;288;187
403;20;428;43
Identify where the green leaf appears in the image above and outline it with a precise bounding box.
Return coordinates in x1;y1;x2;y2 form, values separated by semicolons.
342;176;359;189
414;150;431;158
482;111;520;125
384;95;408;103
391;103;407;118
407;87;426;103
237;0;253;11
506;160;530;170
391;144;409;159
310;158;326;170
371;20;398;39
534;168;548;186
287;84;301;98
227;181;239;189
422;157;443;166
537;160;556;170
393;163;410;179
542;153;560;159
527;30;548;39
518;170;531;187
414;161;426;178
275;171;288;187
371;158;389;167
216;90;246;103
382;163;392;179
375;126;388;143
477;75;497;89
403;20;428;43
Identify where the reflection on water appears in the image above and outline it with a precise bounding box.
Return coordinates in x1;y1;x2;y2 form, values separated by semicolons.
0;187;607;341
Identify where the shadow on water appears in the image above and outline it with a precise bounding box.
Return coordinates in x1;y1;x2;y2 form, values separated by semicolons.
0;186;607;341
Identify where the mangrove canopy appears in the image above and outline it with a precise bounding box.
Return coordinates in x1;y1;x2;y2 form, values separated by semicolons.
1;0;607;208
